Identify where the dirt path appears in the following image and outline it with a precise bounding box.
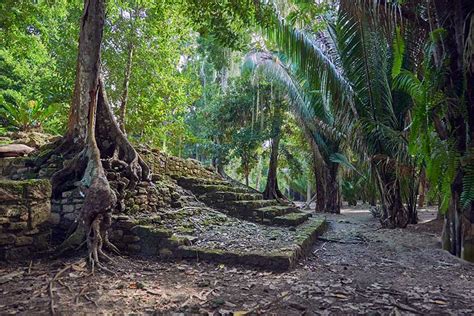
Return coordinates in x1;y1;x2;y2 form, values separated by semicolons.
1;207;473;315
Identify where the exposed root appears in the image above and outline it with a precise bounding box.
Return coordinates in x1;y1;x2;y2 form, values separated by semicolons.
48;262;78;315
86;215;117;275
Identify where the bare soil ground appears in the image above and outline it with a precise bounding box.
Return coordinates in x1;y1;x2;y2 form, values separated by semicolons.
1;206;473;315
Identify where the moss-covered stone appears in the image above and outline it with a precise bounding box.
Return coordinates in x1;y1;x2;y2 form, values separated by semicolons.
191;184;250;195
273;212;311;226
178;246;294;271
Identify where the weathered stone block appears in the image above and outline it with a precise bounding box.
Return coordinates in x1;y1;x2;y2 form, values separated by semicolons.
15;236;33;246
48;213;61;226
63;213;77;221
25;179;51;200
0;204;28;218
30;202;50;229
62;191;73;198
63;204;75;213
24;228;39;235
0;180;24;201
123;235;140;243
0;233;16;245
7;221;28;231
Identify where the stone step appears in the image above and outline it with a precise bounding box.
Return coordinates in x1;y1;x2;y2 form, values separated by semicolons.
272;212;311;226
200;191;263;202
177;218;327;271
253;205;299;220
227;199;281;212
190;184;251;195
176;176;229;188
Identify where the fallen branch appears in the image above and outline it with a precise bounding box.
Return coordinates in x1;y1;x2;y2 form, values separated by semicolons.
49;264;75;315
28;260;33;274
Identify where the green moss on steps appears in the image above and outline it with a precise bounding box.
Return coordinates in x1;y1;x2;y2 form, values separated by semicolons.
201;191;263;202
174;218;326;271
192;184;251;194
273;212;311;226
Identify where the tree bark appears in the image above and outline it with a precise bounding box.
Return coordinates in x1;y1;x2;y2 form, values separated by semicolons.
324;162;340;213
373;161;408;228
303;123;340;214
433;0;474;262
262;131;285;200
263;104;286;200
118;43;134;133
48;0;150;268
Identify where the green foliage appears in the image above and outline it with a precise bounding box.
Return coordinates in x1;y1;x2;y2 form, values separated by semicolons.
391;27;405;78
0;97;59;132
0;0;79;134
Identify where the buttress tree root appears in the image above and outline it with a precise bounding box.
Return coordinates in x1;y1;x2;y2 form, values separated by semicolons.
38;0;150;271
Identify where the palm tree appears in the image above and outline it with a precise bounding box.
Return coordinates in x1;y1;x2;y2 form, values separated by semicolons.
256;3;418;226
244;51;342;213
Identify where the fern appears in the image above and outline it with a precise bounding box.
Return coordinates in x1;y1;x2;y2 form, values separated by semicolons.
461;148;474;209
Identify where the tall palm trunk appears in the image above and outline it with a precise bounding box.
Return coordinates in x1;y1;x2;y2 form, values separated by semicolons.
374;162;408;228
325;162;340;213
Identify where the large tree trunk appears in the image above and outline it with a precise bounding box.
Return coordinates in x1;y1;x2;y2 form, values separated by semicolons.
433;0;474;262
47;0;150;269
118;43;134;133
303;123;340;214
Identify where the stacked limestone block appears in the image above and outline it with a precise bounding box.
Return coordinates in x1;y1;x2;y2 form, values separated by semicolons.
0;179;52;260
140;148;221;180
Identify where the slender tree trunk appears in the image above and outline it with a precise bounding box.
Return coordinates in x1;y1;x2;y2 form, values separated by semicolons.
324;163;340;213
244;168;249;187
255;155;262;191
418;169;426;208
263;132;285;200
263;104;285;200
306;178;312;203
118;43;134;133
374;162;408;228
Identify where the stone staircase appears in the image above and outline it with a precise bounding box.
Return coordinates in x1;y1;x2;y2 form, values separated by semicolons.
176;176;311;227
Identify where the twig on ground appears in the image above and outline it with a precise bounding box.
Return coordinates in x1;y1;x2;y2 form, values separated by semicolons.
49;263;74;315
75;285;87;304
313;242;327;255
84;294;99;307
57;279;73;293
27;260;33;274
